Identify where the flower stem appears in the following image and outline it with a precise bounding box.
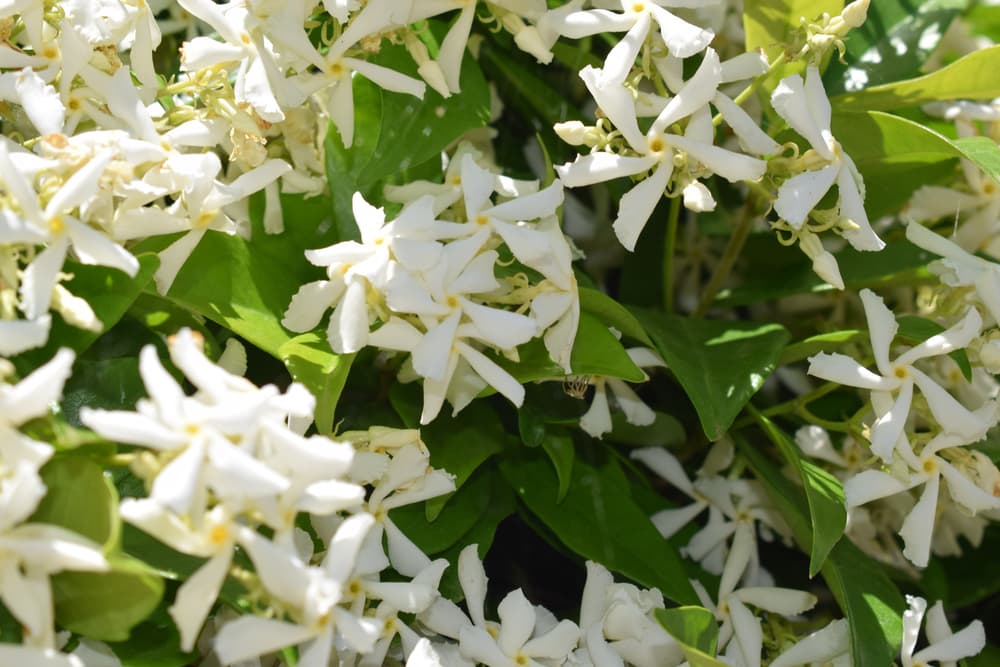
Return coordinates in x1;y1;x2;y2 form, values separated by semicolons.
693;201;754;318
662;195;682;313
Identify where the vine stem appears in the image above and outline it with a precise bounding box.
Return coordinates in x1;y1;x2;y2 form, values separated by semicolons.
693;201;754;318
662;195;683;313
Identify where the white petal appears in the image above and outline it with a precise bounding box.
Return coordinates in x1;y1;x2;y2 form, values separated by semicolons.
1;348;74;424
650;5;714;58
456;341;525;407
912;620;986;664
555;152;656;188
770;619;849;667
844;469;915;507
327;279;369;353
169;551;232;651
458;543;488;627
806;352;892;390
613;162;672;251
735;587;816;615
497;589;536;656
774;163;840;228
214;616;315;665
20;237;68;320
412;312;460;381
899;474;939;567
652;48;721;132
895;307;981;366
65;218;139;276
282;280;341;332
869;381;912;462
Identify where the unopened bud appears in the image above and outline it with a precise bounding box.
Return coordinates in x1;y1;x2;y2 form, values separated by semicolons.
554;121;589;146
841;0;870;29
799;232;845;289
980;339;1000;373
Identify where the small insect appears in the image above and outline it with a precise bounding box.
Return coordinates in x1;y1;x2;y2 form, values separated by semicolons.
562;375;592;399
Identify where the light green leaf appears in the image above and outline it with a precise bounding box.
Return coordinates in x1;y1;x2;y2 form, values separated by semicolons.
953;135;1000;184
744;0;844;60
635;310;789;440
654;607;727;667
278;334;355;436
833;45;1000;111
32;457;117;548
52;554;164;642
751;410;846;577
824;0;968;95
500;445;697;605
736;436;903;667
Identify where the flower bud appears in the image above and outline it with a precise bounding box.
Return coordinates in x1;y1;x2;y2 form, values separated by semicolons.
841;0;871;29
554;121;589;145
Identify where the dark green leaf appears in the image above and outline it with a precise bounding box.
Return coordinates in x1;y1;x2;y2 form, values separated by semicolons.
60;357;145;427
541;430;575;503
14;255;158;373
654;607;726;667
833;45;1000;110
736;436;903;667
500;445;697;605
825;0;969;95
896;315;973;381
636;310;789;440
107;620;197;667
421;402;504;520
751;410;846;577
953;135;1000;184
919;524;1000;607
607;411;686;448
579;288;654;347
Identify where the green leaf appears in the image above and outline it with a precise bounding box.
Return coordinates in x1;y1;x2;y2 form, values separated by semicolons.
500;444;697;605
832;45;1000;111
896;315;973;381
635;310;789;440
717;237;934;306
654;607;727;667
953;135;1000;184
578;288;654;347
966;642;1000;667
160;194;354;420
352;35;491;187
32;457;117;548
31;458;163;641
744;0;844;60
751;410;846;577
541;430;575;503
278;334;355;435
107;620;197;667
52;554;164;642
779;330;864;365
607;411;686;448
421;402;504;520
919;524;1000;607
14;255;159;372
500;312;646;383
824;0;968;95
735;436;903;667
60;356;146;427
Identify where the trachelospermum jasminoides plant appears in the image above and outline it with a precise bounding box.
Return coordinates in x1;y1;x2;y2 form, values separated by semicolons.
2;0;1000;665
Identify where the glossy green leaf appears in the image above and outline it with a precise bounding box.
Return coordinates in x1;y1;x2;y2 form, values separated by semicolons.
896;315;972;381
14;255;158;373
579;287;654;347
635;310;789;440
108;620;197;667
654;607;726;667
751;410;846;576
825;0;968;95
744;0;844;60
421;402;505;520
833;45;1000;111
352;35;491;188
541;430;575;503
500;445;697;605
60;357;145;427
736;436;903;667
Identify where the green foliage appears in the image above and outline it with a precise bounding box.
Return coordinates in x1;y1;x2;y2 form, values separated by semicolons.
636;310;789;440
744;0;845;59
654;606;727;667
751;410;846;577
500;443;698;605
736;435;904;667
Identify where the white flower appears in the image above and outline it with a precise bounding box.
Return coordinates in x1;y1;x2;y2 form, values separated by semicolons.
808;289;992;462
557;49;765;250
770;619;850;667
579;347;665;438
771;66;884;252
901;596;985;667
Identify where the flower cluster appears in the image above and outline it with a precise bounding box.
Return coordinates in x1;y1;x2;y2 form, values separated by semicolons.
284;145;579;424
